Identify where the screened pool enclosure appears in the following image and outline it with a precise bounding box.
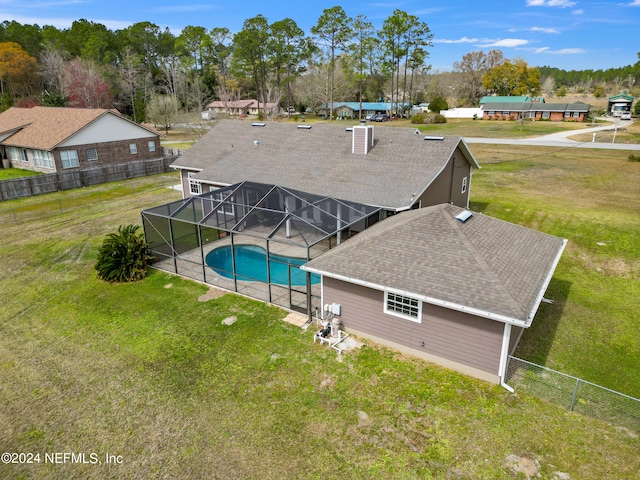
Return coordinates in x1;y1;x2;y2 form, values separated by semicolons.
142;181;381;313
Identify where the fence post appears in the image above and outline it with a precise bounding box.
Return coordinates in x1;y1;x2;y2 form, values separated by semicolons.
570;378;580;411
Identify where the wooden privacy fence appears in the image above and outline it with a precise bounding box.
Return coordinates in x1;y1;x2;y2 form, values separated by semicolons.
0;152;181;202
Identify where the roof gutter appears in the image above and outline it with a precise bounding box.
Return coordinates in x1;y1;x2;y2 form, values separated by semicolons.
301;266;529;327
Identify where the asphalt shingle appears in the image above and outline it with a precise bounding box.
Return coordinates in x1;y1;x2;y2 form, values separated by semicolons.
303;204;566;324
172;120;479;210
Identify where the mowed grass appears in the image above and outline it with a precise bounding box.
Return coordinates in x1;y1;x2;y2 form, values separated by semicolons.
469;144;640;397
0;167;42;180
0;165;639;479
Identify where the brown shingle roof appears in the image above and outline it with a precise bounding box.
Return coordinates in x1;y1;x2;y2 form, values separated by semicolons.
0;106;154;150
205;99;279;109
172;120;479;210
303;204;566;325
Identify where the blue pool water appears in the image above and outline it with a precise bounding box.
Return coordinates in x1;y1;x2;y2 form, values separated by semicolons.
205;244;320;286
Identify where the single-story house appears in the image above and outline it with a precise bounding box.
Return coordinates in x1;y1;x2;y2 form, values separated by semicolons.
144;120;567;384
203;99;281;118
607;94;634;117
315;102;410;119
144;120;479;313
482;101;590;121
302;203;567;384
0;106;160;173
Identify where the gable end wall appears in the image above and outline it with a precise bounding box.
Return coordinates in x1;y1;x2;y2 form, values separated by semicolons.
418;148;471;208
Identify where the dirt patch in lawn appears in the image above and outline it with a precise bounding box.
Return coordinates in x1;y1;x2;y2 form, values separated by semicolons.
198;287;228;302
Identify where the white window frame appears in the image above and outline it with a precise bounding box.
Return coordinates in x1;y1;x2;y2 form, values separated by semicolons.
7;147;27;162
86;148;98;161
187;172;201;195
542;111;550;119
461;176;467;194
33;149;54;168
384;291;422;323
148;141;156;152
60;150;79;168
212;190;235;216
129;143;138;154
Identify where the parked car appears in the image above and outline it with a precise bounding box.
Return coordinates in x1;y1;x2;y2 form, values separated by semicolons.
365;113;375;121
620;112;631;120
373;113;389;122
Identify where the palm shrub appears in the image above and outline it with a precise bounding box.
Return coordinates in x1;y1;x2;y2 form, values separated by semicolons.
95;224;153;282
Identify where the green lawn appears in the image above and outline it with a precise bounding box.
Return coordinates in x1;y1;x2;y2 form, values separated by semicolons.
0;155;639;478
469;145;640;397
0;167;42;180
292;114;600;138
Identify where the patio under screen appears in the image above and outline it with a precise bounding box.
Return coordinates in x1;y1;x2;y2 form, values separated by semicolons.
206;244;320;286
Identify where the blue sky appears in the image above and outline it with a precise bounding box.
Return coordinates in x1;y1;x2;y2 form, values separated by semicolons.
2;0;639;71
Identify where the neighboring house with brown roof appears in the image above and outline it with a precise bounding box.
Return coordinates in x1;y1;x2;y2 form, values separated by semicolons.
302;204;567;384
203;99;282;118
0;106;161;173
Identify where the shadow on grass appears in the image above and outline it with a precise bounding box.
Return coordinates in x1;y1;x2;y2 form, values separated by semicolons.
513;277;572;365
469;201;489;213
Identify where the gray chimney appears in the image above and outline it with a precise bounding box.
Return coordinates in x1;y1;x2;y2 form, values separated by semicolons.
352;124;374;155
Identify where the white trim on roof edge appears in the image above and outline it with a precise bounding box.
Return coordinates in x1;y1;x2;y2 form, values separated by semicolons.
524;238;568;325
301;266;529;327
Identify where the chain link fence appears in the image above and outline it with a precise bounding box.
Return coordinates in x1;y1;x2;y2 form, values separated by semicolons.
506;356;640;431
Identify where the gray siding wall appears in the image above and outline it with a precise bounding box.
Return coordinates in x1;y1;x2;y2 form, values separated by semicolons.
323;276;504;379
418;147;471;209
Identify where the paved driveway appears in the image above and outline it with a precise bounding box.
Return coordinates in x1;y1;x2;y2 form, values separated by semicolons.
465;118;640;151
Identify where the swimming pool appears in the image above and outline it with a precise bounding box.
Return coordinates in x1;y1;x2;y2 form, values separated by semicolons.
205;244;320;286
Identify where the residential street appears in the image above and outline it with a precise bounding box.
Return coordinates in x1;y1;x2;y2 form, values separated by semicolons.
465;118;640;150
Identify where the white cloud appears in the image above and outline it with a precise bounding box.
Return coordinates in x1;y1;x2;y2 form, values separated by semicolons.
530;26;560;33
572;9;584;14
0;12;130;29
628;0;640;5
534;47;586;54
526;0;577;7
477;38;530;48
433;36;478;44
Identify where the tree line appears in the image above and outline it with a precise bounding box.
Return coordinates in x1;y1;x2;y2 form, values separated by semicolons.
0;9;434;122
1;11;638;124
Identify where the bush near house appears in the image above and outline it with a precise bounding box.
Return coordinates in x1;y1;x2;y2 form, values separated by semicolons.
95;224;153;282
411;112;447;124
